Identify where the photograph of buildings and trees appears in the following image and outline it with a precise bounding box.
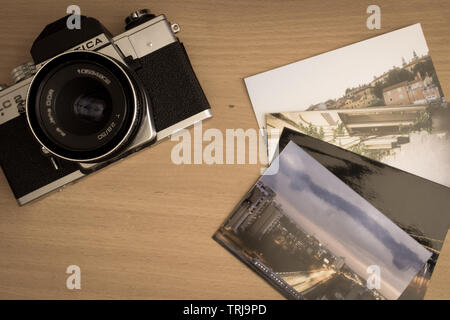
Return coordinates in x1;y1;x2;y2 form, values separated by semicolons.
267;52;450;187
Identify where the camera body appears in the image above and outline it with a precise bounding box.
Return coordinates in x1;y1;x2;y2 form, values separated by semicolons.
0;10;211;205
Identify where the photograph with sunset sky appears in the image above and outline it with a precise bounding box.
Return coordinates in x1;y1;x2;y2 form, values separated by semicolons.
215;141;432;300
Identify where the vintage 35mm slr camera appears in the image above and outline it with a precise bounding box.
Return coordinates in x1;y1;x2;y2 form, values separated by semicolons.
0;9;211;205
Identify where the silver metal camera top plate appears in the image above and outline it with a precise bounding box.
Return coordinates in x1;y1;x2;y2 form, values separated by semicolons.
113;15;178;59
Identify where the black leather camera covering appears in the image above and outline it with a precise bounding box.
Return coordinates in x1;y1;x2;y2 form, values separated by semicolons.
0;115;80;200
134;41;210;132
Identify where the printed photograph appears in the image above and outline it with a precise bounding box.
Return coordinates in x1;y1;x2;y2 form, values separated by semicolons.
244;23;449;187
214;141;432;300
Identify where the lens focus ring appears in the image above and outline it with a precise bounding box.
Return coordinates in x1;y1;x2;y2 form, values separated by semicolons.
26;51;144;163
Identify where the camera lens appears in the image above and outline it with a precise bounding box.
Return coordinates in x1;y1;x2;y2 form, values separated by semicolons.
26;51;144;162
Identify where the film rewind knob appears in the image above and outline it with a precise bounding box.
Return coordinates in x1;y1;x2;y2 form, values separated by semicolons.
125;9;156;30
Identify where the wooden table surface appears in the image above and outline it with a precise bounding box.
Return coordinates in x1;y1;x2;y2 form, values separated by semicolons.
0;0;449;299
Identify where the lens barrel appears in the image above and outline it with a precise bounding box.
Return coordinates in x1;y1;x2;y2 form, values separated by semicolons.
26;51;145;162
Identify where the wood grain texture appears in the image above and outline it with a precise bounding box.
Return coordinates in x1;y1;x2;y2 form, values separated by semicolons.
0;0;449;299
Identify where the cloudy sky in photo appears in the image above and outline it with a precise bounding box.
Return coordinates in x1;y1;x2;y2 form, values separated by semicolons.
261;141;432;299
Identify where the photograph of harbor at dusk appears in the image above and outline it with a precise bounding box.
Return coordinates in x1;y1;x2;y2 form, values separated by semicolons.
214;141;432;300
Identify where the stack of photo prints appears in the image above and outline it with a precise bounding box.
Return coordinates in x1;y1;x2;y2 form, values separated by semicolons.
214;24;450;300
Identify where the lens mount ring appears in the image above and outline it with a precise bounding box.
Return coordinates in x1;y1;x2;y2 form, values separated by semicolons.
26;50;144;163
